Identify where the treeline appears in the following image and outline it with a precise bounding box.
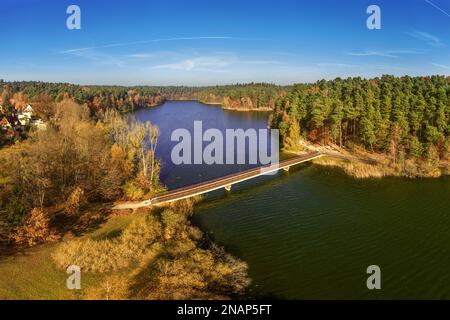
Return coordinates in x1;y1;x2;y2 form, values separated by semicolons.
271;75;449;161
0;99;162;245
0;81;284;116
0;96;251;299
160;83;285;110
0;80;165;117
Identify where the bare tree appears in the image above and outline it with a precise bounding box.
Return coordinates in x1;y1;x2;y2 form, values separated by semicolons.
127;121;159;186
148;123;159;184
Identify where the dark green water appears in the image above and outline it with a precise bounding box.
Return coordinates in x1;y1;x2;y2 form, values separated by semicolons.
193;166;450;299
135;101;450;299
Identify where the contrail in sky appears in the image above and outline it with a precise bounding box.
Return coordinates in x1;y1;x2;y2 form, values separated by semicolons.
60;36;236;54
424;0;450;18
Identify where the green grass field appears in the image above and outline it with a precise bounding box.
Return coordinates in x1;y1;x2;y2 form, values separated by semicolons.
0;213;136;300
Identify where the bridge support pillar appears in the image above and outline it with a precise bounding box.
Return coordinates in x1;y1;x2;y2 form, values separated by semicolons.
283;166;290;172
225;185;232;192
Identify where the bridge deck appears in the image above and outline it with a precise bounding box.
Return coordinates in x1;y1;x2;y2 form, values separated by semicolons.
113;151;322;210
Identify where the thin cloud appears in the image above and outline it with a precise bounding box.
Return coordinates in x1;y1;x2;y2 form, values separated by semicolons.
345;51;399;58
127;53;156;59
407;31;443;47
150;56;235;71
431;62;450;69
316;62;359;68
59;36;236;54
370;65;410;71
126;51;180;60
345;48;428;58
240;60;281;65
424;0;450;18
64;49;125;67
388;49;428;54
149;55;281;71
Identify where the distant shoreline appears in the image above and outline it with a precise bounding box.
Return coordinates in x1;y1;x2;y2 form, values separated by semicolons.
221;106;272;112
162;99;273;112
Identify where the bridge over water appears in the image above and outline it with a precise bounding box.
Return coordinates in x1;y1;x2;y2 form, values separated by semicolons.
113;151;323;210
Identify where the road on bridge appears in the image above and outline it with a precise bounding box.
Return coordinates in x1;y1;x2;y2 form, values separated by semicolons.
113;151;322;210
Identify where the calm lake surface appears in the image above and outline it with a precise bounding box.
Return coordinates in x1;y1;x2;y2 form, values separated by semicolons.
134;101;271;189
135;101;450;299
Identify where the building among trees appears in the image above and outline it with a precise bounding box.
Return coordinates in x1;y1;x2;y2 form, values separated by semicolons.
18;104;34;125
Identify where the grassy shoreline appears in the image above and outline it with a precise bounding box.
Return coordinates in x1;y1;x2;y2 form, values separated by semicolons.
0;212;134;299
312;152;448;179
0;200;250;300
221;106;272;112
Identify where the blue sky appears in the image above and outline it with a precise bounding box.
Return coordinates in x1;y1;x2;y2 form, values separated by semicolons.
1;0;449;85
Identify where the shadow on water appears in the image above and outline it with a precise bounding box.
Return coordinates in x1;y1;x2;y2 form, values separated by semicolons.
192;163;450;299
192;163;312;212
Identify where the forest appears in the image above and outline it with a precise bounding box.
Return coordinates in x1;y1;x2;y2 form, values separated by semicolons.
0;100;162;242
0;80;283;116
159;83;285;110
1;81;284;145
0;89;251;299
0;76;449;298
271;75;449;176
1;75;449;177
0;80;165;116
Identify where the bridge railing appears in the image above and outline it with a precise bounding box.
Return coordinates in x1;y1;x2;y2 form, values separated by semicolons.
151;151;321;203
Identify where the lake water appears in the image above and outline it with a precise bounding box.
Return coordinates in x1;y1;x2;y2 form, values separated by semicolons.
134;100;271;189
135;101;450;299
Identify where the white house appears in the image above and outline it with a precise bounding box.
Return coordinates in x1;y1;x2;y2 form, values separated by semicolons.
23;104;34;116
18;104;34;125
